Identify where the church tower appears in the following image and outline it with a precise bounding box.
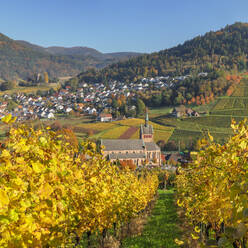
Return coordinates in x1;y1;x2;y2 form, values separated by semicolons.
140;108;154;142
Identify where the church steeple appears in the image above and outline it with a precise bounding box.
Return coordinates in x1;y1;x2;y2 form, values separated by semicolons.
145;107;149;127
140;107;153;142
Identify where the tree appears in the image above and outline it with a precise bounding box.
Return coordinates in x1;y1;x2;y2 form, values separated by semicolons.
157;140;166;150
112;99;118;109
0;81;14;91
44;72;49;83
162;90;172;105
186;93;192;101
119;160;136;170
7;100;18;111
136;98;146;115
66;78;78;91
151;94;162;107
164;140;178;151
174;94;184;105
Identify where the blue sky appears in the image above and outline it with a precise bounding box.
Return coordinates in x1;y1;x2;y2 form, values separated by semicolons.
1;0;248;53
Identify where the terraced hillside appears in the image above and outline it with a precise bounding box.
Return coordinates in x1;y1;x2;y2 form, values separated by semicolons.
152;78;248;148
210;79;248;120
153;115;234;148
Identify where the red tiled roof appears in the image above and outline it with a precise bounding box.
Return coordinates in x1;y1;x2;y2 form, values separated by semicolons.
100;113;112;118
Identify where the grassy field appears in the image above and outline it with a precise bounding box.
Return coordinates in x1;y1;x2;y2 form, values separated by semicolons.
0;83;60;96
122;189;182;248
149;107;173;118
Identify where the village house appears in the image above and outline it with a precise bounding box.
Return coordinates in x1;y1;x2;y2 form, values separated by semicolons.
98;113;113;122
101;111;161;166
172;105;199;118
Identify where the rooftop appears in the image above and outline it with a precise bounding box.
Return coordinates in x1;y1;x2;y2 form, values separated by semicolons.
101;139;145;151
145;142;160;151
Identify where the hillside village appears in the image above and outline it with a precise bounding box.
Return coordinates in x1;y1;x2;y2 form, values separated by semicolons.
0;72;207;121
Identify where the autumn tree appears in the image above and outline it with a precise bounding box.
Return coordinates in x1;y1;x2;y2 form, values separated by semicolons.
44;72;49;84
136;98;146;115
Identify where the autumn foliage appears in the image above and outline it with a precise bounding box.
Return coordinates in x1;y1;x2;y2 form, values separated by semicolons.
176;119;248;246
0;115;158;247
119;159;136;170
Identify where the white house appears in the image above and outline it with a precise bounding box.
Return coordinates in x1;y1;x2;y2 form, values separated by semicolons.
99;113;112;122
47;112;55;119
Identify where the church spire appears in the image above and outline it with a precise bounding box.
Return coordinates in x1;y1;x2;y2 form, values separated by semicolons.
145;107;149;127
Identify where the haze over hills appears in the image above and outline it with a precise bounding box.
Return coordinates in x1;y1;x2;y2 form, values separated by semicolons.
77;22;248;83
17;40;141;59
0;34;141;80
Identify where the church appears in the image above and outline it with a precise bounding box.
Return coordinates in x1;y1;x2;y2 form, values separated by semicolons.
101;111;161;166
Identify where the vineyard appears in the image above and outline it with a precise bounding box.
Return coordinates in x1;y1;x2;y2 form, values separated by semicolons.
2;116;248;247
211;78;248;115
0;115;159;247
78;118;174;143
176;119;248;247
119;126;138;139
2;77;248;247
151;78;248;147
153;114;234;147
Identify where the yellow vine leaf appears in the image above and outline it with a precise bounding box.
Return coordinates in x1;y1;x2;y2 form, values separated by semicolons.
177;199;183;207
0;189;9;207
191;233;199;240
39;183;53;199
1;114;12;124
90;177;97;184
208;131;213;142
32;162;43;173
1;149;11;159
174;238;184;245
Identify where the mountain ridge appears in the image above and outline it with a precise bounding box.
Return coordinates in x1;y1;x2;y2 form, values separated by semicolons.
0;34;141;80
16;40;141;59
76;22;248;83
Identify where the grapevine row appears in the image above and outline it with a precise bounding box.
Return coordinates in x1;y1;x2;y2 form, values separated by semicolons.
176;119;248;247
0;115;158;247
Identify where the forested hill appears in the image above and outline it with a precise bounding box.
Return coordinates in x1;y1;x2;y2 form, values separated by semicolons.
77;22;248;83
17;41;141;60
0;34;141;80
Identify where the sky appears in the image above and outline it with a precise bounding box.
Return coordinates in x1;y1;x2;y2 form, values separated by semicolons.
1;0;248;53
